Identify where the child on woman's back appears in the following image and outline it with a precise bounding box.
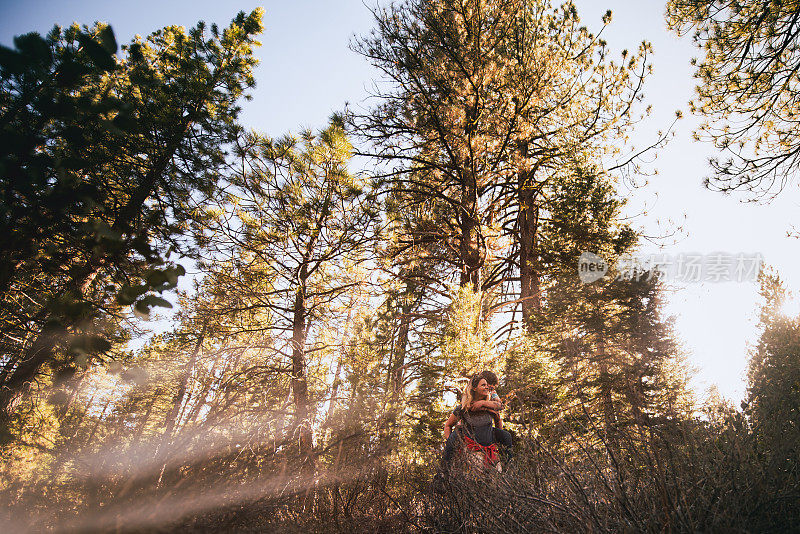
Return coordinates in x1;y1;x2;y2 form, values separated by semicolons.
469;370;513;462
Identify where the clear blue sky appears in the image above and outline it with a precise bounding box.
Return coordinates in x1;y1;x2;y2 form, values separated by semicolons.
3;0;799;403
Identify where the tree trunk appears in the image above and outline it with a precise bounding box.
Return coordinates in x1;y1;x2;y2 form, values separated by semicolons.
325;304;352;435
58;371;88;419
322;357;343;445
389;302;411;406
183;349;223;427
70;391;96;439
518;167;541;333
131;393;157;448
292;262;314;470
379;297;412;454
156;321;207;462
82;395;113;451
459;173;481;291
0;321;67;440
596;336;618;449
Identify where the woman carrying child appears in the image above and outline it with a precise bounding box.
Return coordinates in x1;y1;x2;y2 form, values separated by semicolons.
440;371;513;472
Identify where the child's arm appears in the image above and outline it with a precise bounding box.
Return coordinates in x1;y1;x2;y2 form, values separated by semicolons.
490;391;503;429
469;399;502;412
443;412;459;439
492;410;503;429
467;399;503;428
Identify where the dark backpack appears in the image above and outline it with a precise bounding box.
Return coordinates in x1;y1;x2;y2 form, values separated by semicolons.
453;406;476;439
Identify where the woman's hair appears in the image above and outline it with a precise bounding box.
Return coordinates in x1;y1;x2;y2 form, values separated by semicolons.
460;374;488;409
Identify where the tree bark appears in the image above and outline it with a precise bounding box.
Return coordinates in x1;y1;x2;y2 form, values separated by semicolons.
518;167;541;333
378;297;412;454
325;304;352;435
596;335;618;449
291;261;314;470
389;302;411;406
156;320;207;461
131;393;157;448
82;395;113;451
459;172;481;291
322;357;343;445
183;349;223;427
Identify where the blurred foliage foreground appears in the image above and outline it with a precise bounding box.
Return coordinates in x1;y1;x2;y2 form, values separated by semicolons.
2;366;799;534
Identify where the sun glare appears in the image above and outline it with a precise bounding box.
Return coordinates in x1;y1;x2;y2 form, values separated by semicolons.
779;296;800;319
